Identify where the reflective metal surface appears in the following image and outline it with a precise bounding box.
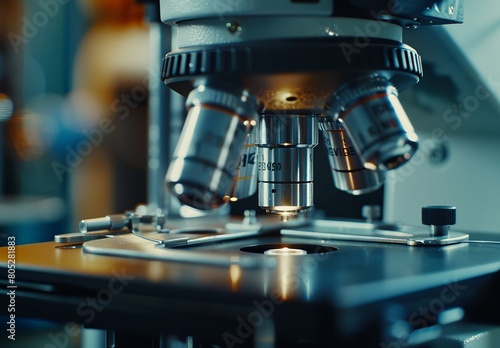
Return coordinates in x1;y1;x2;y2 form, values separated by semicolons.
257;114;318;217
258;182;313;218
54;229;130;243
165;85;258;210
80;219;500;311
319;117;386;195
326;76;419;170
281;219;469;246
229;125;258;201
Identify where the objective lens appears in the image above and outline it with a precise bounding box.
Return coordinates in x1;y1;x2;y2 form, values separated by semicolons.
228;125;258;201
257;114;317;216
319;118;385;195
165;85;258;210
326;76;418;171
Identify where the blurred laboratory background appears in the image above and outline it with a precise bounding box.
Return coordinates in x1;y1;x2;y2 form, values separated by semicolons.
0;0;152;245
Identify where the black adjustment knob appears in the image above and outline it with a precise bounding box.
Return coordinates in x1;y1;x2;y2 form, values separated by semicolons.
422;206;456;225
422;206;456;237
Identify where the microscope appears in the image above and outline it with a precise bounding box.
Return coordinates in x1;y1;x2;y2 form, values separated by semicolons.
73;1;470;247
160;0;463;222
13;3;500;347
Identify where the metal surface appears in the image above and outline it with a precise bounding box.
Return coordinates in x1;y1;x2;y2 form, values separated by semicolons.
79;222;500;311
72;209;474;252
257;114;317;217
54;229;130;243
258;182;313;218
281;219;469;246
160;0;464;26
80;216;481;272
229;126;258;201
83;234;269;267
83;215;307;267
7;220;500;347
79;214;131;233
165;85;258;210
160;0;334;24
320;118;386;194
7;234;500;347
130;214;306;247
326;76;419;171
173;17;402;48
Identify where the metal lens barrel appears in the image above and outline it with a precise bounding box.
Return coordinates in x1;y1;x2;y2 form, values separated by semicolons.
326;77;418;171
165;85;258;210
257;114;317;217
319;118;385;195
229;125;258;201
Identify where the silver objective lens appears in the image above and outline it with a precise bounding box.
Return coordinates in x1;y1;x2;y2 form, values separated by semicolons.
319;118;385;195
165;85;258;210
257;114;317;217
326;76;418;171
229;125;258;201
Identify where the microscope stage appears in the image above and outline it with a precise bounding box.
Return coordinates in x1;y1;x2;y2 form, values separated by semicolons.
82;219;500;308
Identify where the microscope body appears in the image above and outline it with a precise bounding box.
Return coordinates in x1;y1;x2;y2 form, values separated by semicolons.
159;0;464;219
